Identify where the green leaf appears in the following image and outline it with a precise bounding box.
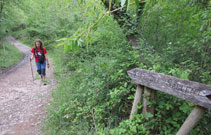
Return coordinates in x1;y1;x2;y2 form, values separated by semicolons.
126;0;130;12
109;0;113;11
144;112;153;120
135;0;139;11
56;42;65;47
115;0;120;7
64;42;70;52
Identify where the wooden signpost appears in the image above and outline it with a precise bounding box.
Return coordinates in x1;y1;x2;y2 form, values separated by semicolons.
127;68;211;135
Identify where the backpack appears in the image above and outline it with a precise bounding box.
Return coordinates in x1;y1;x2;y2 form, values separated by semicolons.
34;48;45;64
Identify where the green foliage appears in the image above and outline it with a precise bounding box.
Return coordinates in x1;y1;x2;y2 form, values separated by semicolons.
12;0;83;49
0;40;22;72
0;0;25;49
43;13;141;134
108;116;150;135
139;0;211;83
56;0;144;52
5;0;210;134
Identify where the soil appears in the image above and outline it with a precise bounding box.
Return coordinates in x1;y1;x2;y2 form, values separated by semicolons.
126;35;140;46
0;36;55;135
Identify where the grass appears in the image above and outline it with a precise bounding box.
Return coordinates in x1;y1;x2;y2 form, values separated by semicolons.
0;40;23;72
35;72;51;84
42;77;51;84
35;73;41;80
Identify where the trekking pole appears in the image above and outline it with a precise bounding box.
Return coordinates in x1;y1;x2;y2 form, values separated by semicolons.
30;59;35;82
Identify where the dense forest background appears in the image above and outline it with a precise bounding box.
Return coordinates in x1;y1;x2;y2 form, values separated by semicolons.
0;0;210;134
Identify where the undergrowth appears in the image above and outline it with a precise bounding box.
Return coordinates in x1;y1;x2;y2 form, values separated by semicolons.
0;40;23;72
5;0;210;134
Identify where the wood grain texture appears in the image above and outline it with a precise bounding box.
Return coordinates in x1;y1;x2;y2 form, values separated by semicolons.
142;87;155;118
130;85;143;120
176;106;206;135
127;68;211;109
142;87;151;116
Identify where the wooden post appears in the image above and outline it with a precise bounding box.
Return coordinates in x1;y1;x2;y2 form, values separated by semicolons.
176;106;207;135
127;68;211;109
142;87;150;115
142;87;155;117
130;85;143;120
149;89;155;115
127;68;211;133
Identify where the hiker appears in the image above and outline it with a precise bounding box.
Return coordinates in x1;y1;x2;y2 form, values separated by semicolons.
30;40;50;80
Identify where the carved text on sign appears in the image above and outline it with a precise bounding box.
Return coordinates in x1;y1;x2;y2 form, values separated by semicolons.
131;70;200;95
128;68;211;109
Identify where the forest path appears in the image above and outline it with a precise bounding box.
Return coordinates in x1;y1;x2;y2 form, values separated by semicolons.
0;36;55;135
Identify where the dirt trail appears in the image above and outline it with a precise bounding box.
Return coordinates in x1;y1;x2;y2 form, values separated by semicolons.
0;36;55;135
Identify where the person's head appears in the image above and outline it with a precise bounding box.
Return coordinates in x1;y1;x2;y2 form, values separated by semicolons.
34;40;43;49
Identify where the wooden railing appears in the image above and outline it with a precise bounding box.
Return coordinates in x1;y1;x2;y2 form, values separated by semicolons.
128;68;211;135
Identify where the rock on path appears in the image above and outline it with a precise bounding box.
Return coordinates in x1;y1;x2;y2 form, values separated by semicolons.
0;36;55;135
